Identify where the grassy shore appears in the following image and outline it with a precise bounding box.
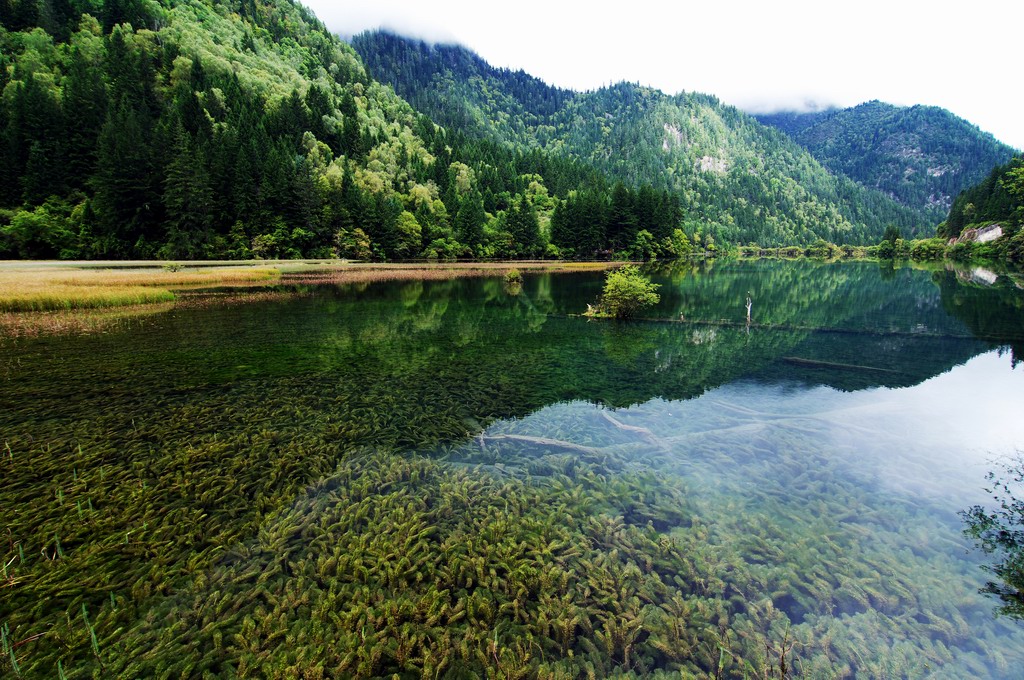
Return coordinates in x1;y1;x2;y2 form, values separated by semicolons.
0;260;620;337
0;261;619;311
0;262;281;312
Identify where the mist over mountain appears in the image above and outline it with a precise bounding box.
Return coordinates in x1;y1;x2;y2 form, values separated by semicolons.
353;31;935;246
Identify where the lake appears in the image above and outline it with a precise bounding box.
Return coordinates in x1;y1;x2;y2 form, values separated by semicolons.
2;259;1024;678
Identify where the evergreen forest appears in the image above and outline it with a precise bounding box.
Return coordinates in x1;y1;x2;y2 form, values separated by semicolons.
0;4;1019;260
0;0;685;260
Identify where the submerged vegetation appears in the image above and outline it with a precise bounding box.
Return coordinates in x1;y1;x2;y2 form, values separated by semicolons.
2;263;1024;677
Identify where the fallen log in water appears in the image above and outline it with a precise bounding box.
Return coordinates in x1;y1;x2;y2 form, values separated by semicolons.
479;434;603;456
782;356;899;373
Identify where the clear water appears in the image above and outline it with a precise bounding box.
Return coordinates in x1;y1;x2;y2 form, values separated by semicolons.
2;260;1023;678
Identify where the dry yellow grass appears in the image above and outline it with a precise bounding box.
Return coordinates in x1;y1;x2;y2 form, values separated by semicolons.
54;267;280;288
0;265;280;312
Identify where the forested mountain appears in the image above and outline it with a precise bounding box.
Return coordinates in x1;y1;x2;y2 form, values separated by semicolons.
0;0;691;260
353;30;927;246
4;7;1004;260
750;108;835;138
350;30;572;150
756;101;1018;222
940;154;1023;239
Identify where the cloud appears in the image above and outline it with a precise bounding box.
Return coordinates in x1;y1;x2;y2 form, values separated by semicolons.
735;97;841;115
302;0;1024;149
310;5;459;44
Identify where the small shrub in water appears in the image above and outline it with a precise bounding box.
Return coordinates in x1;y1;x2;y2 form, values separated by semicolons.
586;265;660;319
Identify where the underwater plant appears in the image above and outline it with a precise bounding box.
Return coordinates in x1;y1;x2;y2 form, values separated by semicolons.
2;266;1023;678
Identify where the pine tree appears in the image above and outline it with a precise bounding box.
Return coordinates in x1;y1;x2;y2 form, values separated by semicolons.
11;75;66;205
339;91;361;158
91;101;157;254
507;195;540;257
62;45;107;191
607;183;638;251
102;0;150;32
0;94;16;206
162;124;213;258
454;190;485;253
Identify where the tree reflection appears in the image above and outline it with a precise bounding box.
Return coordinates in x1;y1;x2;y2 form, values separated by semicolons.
962;455;1024;621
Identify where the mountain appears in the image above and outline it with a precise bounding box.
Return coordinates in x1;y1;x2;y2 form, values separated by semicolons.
2;0;683;261
750;108;835;138
755;101;1018;222
941;155;1023;236
3;9;995;261
348;30;573;150
353;30;926;246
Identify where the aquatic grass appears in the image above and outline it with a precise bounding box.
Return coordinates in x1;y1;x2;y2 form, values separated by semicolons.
0;303;175;339
2;623;22;677
1;267;1023;678
0;284;176;313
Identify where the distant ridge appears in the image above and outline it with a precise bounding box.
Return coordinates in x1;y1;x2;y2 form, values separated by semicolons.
353;30;928;245
756;101;1017;221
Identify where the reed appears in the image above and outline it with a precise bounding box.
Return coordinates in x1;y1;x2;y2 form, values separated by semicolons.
0;284;175;312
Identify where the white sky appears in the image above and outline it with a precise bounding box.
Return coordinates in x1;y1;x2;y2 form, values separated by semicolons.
303;0;1024;150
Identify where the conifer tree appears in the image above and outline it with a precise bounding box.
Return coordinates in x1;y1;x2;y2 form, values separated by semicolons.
455;190;485;253
507;195;540;257
92;101;157;254
62;45;107;191
163;124;213;258
339;91;361;158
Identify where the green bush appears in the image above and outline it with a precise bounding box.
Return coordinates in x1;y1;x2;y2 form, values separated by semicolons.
909;238;946;261
947;241;974;261
625;229;659;261
662;229;693;258
805;239;838;258
1000;226;1024;264
586;265;661;319
0;198;87;259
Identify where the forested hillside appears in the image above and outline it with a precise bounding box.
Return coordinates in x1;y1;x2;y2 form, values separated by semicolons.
0;0;690;260
756;101;1018;222
351;30;572;150
751;108;834;138
354;31;926;246
5;6;1007;260
934;155;1024;264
